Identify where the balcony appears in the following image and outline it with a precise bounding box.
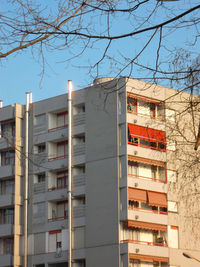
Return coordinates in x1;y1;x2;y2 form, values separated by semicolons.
74;113;86;126
48;111;68;132
0;224;13;237
128;175;167;193
48;200;68;222
32;249;85;265
0;137;15;151
0;194;14;208
34;181;45;194
127;144;166;162
0;238;14;265
74;174;85;187
33;211;46;225
33;151;46;166
47;173;85;200
127;112;165;132
0;180;15;207
122;238;167;248
48;140;68;162
0;255;13;267
74;144;85;157
0;165;14;178
120;241;168;259
0;213;14;225
73;205;85;218
0;120;15;146
47;187;67;202
127;208;168;225
127;95;165;121
34;123;46;135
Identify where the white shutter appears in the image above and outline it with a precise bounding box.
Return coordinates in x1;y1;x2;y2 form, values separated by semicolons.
139;164;152;178
48;233;56;252
168;201;178;212
167;170;176;182
168;226;178;248
166;109;175;121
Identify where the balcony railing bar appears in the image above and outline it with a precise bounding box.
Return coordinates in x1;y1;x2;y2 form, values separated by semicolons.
128;206;168;214
48;155;68;161
121;239;168;247
48;124;68;132
128;173;166;183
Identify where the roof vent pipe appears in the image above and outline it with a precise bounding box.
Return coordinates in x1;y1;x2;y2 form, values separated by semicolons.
29;92;32;104
0;100;3;108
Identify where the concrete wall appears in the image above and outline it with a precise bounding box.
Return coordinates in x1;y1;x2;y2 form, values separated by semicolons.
85;80;120;267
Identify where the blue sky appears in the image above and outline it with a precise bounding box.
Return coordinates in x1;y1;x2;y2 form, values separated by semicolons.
0;0;199;106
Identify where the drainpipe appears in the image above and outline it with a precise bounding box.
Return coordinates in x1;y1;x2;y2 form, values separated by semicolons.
68;80;72;267
24;92;30;267
0;101;2;138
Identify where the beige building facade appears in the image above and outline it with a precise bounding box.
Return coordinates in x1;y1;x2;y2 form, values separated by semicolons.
0;77;199;267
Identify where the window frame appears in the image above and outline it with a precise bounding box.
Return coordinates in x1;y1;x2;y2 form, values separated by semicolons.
1;151;15;166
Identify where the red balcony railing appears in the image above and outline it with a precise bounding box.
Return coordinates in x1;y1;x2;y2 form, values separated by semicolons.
48;154;68;161
48;215;67;222
48;124;68;132
48;185;67;191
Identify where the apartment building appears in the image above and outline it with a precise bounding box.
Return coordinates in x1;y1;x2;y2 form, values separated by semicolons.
0;77;199;267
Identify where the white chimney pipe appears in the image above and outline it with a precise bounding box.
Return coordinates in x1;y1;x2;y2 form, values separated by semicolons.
68;80;72;267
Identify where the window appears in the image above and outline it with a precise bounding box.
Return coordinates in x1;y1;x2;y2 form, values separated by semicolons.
1;120;15;137
150;103;156;118
57;171;67;189
157;105;165;120
130;259;168;267
123;227;167;246
48;230;62;252
57;141;68;158
128;161;166;182
0;208;14;224
49;201;68;221
35;114;46;126
73;196;85;207
151;165;166;181
73;104;85;115
127;98;137;113
129;260;139;267
1;151;15;166
37;143;46;153
73;135;85;145
48;140;68;161
128;124;166;151
128;188;168;214
37;173;45;183
57;111;68;128
127;94;165;120
128;162;138;176
0;179;14;195
57;201;68;218
0;238;13;254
